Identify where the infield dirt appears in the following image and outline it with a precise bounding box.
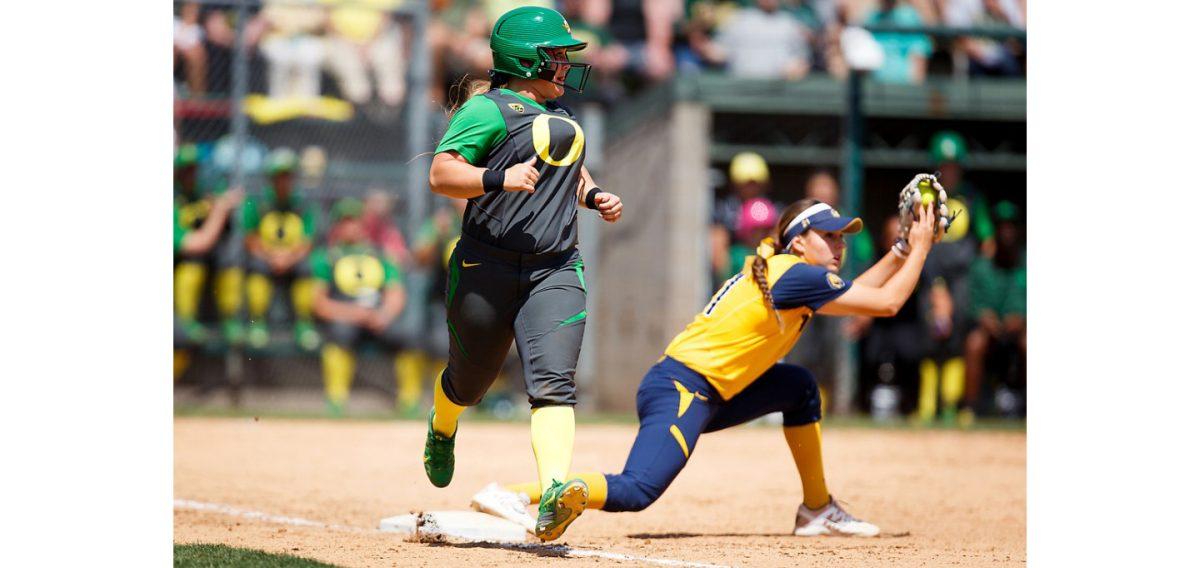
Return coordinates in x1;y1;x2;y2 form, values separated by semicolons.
175;417;1025;567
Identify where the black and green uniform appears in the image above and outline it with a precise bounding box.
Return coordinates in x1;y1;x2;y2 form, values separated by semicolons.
243;189;316;278
434;88;589;408
311;243;408;347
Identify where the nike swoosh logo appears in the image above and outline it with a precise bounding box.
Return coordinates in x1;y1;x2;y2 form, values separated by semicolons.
462;260;481;268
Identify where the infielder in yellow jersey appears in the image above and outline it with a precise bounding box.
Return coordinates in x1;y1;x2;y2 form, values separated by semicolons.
472;185;941;539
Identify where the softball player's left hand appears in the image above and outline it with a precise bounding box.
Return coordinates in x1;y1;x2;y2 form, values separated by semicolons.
594;192;623;223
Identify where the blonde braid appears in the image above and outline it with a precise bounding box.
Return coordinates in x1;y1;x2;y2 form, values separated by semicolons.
752;237;784;331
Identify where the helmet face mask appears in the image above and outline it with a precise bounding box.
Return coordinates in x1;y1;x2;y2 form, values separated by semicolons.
534;46;591;93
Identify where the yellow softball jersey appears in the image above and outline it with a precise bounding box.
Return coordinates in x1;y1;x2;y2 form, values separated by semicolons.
664;254;851;400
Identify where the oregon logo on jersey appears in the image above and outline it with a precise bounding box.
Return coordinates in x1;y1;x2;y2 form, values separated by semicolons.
333;254;386;299
531;114;584;167
179;200;212;229
259;211;306;250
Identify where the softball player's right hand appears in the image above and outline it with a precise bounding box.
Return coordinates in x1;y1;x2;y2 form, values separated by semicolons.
504;156;539;193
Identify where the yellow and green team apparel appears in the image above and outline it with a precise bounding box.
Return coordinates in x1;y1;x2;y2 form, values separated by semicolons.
311;243;402;306
242;191;316;250
665;254;852;401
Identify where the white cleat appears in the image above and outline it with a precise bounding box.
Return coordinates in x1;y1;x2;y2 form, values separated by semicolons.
793;496;881;537
470;483;536;533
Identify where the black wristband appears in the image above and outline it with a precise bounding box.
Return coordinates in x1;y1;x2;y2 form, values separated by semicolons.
585;187;603;210
482;169;504;193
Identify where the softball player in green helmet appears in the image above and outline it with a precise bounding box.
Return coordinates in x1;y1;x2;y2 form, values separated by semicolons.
424;5;623;542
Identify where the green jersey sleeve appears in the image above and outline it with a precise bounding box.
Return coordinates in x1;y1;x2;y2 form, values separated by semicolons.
434;95;507;165
383;257;404;287
241;197;261;232
302;203;317;238
173;204;188;253
311;249;333;282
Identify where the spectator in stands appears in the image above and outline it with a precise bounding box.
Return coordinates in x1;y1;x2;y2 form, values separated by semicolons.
242;148;320;352
862;0;932;84
259;0;327;100
677;0;748;73
706;0;811;80
560;0;630;100
592;0;680;83
942;0;1024;77
173;144;246;347
323;0;407;106
710;152;774;286
174;2;208;96
963;200;1025;419
312;198;409;416
428;0;540;104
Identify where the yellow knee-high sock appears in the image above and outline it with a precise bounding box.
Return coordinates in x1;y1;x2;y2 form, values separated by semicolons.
940;357;966;409
321;344;356;407
174;349;190;381
507;471;608;509
784;423;831;510
432;372;466;437
291;277;315;320
918;358;939;421
394;351;425;410
531;405;576;494
246;273;273;319
174;263;207;319
216;268;244;318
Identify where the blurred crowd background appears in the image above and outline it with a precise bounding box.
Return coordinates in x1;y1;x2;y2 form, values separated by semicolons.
174;0;1025;426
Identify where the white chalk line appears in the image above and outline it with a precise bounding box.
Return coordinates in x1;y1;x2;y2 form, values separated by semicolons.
175;499;731;568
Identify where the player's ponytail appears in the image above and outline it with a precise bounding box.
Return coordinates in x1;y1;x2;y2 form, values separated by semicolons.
753;198;822;331
447;76;495;117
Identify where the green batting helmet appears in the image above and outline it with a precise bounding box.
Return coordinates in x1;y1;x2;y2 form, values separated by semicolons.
490;6;591;92
930;131;967;164
266;147;297;175
331;197;364;222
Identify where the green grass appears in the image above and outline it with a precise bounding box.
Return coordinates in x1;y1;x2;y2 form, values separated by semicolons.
175;544;336;568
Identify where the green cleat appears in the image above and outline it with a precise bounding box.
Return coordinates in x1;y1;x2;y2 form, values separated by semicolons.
535;478;588;542
423;410;456;488
294;320;320;352
222;318;245;346
247;320;270;349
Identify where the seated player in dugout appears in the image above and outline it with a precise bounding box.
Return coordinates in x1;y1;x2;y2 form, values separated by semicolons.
173;160;244;379
242;148;320;351
471;178;944;540
173;143;246;347
311;198;409;416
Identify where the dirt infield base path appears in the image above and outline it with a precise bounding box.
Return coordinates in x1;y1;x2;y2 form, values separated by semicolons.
175;417;1025;567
